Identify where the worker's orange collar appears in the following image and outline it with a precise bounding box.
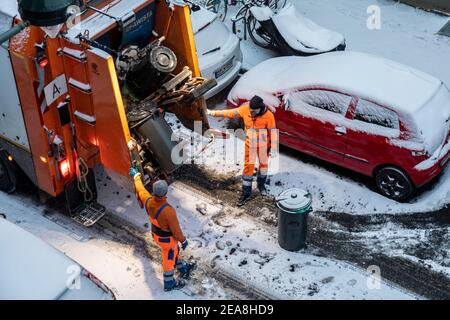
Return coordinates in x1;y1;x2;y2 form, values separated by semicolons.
153;196;167;203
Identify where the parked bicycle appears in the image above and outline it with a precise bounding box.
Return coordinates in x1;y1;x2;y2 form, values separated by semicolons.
194;0;284;22
232;0;286;46
196;0;228;21
233;1;346;56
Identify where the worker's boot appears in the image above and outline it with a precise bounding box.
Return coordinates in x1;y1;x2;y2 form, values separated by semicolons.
163;270;185;291
164;279;185;292
257;175;268;196
237;185;252;207
177;260;197;280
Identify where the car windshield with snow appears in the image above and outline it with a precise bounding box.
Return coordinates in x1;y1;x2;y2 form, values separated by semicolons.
0;218;115;300
228;51;450;201
191;5;243;99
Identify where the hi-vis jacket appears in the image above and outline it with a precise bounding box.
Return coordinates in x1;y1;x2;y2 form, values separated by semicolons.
211;104;278;151
134;176;186;243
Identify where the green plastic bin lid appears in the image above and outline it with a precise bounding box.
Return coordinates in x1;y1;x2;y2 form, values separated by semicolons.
275;188;312;213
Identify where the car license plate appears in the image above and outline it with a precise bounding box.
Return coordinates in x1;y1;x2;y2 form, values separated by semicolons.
441;152;450;167
214;58;233;79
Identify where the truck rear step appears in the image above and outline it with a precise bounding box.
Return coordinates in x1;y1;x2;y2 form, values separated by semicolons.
70;202;106;227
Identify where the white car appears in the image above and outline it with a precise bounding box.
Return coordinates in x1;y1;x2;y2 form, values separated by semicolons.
0;217;115;300
191;6;243;99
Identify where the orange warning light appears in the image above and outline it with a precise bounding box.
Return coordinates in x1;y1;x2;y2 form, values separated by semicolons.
59;159;70;178
38;57;49;68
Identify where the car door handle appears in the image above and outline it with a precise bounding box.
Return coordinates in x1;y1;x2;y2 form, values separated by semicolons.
335;126;347;135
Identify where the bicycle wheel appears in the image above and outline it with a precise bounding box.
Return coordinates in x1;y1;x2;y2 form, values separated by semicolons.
214;0;228;21
232;4;250;39
206;0;228;21
247;14;273;48
255;0;283;9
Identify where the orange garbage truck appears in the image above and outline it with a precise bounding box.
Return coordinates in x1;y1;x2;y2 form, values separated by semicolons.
0;0;215;225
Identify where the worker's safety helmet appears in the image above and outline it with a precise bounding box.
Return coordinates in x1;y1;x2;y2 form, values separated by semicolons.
152;180;168;197
249;95;267;117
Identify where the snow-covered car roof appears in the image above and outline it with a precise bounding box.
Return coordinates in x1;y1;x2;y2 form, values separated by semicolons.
229;51;442;113
0;218;76;299
0;0;19;17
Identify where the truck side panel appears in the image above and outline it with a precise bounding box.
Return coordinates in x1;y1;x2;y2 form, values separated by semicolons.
9;26;58;195
0;13;37;184
0;42;30;151
86;48;132;177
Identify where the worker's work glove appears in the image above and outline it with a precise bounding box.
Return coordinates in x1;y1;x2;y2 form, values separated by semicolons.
181;239;189;251
206;109;214;116
127;139;137;151
129;166;140;179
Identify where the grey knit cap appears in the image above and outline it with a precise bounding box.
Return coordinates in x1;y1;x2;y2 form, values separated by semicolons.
152;180;168;197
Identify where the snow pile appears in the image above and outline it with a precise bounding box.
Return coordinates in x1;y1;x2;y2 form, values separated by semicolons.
271;2;345;53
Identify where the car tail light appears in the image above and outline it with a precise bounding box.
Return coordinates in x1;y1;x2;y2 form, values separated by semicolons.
82;269;112;294
58;158;70;178
38;56;49;68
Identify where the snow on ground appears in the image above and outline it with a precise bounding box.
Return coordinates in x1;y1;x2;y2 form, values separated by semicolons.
92;169;417;299
0;191;227;300
202;0;450;215
355;221;450;279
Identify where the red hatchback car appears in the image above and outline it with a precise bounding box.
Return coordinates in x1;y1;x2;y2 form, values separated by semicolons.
227;52;450;201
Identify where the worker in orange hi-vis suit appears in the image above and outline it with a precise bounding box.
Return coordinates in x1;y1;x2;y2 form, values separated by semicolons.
208;95;279;206
129;167;195;291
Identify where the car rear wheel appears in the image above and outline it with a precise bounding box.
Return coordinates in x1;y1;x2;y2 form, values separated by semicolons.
0;152;15;193
375;166;414;201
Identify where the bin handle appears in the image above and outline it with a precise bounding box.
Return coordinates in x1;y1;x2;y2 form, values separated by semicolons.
275;196;290;202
